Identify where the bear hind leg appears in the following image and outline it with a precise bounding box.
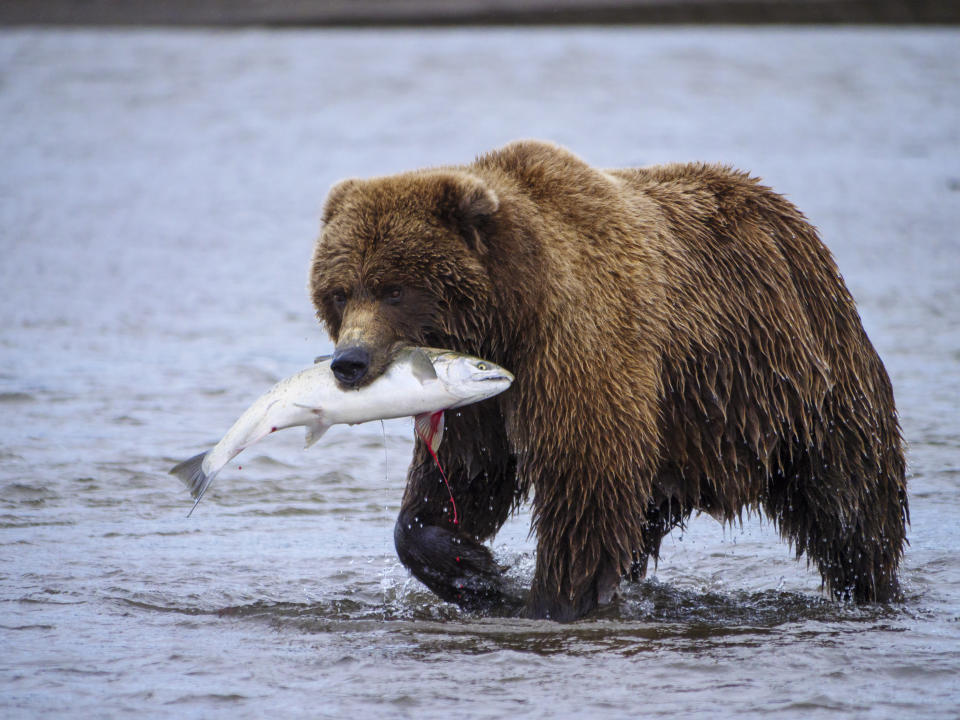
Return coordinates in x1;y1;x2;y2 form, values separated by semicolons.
630;498;690;582
763;442;907;603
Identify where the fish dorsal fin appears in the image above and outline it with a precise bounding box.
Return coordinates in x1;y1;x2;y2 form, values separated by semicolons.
414;410;444;454
409;348;438;384
304;422;329;448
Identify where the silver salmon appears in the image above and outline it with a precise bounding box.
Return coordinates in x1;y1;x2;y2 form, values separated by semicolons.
169;347;513;514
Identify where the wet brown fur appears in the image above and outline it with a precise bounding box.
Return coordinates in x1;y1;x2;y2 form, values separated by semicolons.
310;140;908;621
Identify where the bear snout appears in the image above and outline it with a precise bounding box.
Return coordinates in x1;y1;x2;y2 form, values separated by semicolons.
331;346;371;387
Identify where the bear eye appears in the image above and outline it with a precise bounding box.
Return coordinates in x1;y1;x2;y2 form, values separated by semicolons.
383;285;403;305
331;289;347;307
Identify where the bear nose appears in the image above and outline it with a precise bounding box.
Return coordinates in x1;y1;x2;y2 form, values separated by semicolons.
331;346;371;386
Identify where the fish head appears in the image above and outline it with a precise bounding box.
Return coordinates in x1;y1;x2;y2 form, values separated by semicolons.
429;350;515;407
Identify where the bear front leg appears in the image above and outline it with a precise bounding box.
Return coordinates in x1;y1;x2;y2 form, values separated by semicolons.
525;500;634;622
393;435;520;613
394;508;506;612
526;540;623;622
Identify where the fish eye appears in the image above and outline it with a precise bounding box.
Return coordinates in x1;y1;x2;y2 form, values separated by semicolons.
476;362;488;371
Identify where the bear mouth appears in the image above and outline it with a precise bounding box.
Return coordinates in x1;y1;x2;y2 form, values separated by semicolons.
332;341;409;390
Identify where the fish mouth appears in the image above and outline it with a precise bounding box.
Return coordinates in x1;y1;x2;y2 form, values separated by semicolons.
481;371;514;383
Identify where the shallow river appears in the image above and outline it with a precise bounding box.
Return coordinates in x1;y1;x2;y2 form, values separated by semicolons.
1;26;958;719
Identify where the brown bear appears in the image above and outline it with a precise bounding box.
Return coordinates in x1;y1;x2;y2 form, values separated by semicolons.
309;140;908;621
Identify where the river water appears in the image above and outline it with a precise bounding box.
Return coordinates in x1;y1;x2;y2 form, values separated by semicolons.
1;27;958;718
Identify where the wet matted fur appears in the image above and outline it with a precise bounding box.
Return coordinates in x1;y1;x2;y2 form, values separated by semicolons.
310;140;908;621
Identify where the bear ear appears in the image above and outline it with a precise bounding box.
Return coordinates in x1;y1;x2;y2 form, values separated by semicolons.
321;178;360;225
441;173;499;254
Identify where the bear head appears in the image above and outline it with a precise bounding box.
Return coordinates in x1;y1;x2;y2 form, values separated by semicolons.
310;170;500;388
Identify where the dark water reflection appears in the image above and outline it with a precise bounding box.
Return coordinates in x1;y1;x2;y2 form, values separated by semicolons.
111;569;918;667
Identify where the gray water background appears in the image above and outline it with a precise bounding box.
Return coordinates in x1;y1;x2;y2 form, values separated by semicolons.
1;27;958;718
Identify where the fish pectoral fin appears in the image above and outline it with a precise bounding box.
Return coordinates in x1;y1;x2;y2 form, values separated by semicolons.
409;348;438;384
293;402;322;413
304;423;329;449
295;405;328;447
414;410;445;454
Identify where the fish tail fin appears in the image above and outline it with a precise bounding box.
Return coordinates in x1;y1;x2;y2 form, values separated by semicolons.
169;451;213;516
304;422;329;449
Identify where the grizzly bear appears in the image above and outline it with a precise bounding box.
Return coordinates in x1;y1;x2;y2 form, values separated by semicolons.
309;140;908;621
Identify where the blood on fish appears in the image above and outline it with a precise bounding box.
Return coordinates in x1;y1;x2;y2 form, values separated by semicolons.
422;411;458;525
426;440;458;525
